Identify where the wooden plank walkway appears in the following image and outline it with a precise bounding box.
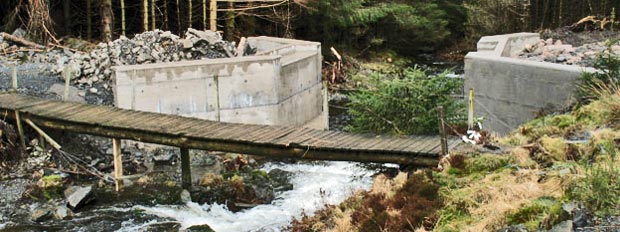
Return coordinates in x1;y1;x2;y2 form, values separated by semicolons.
0;93;461;167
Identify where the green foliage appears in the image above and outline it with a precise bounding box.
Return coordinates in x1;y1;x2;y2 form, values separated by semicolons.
466;153;510;173
568;156;620;216
346;67;463;135
506;197;562;231
297;0;465;55
579;41;620;101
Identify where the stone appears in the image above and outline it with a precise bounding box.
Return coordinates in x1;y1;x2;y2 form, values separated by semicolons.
153;150;177;165
186;224;215;232
53;205;73;220
31;208;52;222
180;189;191;203
89;88;98;94
549;220;573;232
556;55;567;62
180;39;193;49
496;224;527;232
64;186;95;210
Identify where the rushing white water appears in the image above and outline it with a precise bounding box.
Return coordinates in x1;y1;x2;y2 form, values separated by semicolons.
124;161;376;232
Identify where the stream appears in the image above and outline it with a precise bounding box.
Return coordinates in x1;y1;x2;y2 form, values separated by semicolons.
120;161;376;231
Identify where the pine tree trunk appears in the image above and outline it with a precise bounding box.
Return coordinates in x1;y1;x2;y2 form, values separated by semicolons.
101;0;113;42
143;0;149;32
176;0;181;34
203;0;207;30
87;0;92;40
226;0;234;40
62;0;71;35
151;0;156;30
209;0;216;31
189;0;193;28
121;0;126;36
163;0;169;30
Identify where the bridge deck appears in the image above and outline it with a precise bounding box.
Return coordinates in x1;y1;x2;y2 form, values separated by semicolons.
0;93;460;166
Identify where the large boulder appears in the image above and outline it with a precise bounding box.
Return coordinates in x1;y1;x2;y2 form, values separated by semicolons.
64;186;95;210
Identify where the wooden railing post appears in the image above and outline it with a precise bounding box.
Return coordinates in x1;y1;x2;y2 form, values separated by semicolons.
180;147;192;189
112;138;124;191
11;63;26;150
437;106;448;156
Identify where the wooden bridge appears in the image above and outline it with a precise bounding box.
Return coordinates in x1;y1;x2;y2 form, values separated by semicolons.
0;92;460;188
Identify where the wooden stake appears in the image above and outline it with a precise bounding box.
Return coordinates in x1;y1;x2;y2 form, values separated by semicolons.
112;138;124;191
468;88;475;129
63;64;72;101
209;0;217;31
437;106;448;156
180;147;191;189
11;63;17;92
214;75;220;121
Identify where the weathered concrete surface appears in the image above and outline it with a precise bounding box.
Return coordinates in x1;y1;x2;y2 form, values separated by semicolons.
465;33;594;135
113;36;327;129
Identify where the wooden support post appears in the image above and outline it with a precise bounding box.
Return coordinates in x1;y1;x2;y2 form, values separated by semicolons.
11;63;17;92
11;64;26;150
180;147;192;189
209;0;217;31
112;138;124;191
24;119;61;150
437;106;448;156
63;64;72;101
468;88;475;129
214;75;220;122
15;111;26;150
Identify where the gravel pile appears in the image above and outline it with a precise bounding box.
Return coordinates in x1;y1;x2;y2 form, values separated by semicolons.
517;37;620;67
1;29;248;89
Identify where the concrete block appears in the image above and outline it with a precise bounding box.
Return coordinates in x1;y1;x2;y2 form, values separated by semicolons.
465;37;596;135
114;36;326;129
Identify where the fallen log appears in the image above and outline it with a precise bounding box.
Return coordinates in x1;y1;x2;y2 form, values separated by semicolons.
0;32;45;49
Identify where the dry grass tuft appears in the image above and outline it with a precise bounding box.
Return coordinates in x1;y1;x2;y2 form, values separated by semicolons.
438;169;564;231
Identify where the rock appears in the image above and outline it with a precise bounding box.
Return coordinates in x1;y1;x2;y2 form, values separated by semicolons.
64;186;95;210
153;149;178;165
549;220;573;232
31;208;52;222
180;39;193;49
12;28;26;38
186;224;215;232
47;84;85;103
556;55;567;62
180;189;192;203
572;207;589;227
89;87;98;94
53;205;73;220
186;28;222;44
496;224;527;232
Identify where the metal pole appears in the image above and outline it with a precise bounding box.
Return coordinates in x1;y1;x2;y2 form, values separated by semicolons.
437;106;448;156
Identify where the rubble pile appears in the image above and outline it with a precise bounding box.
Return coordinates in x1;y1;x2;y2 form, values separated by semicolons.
1;28;247;87
517;38;620;67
